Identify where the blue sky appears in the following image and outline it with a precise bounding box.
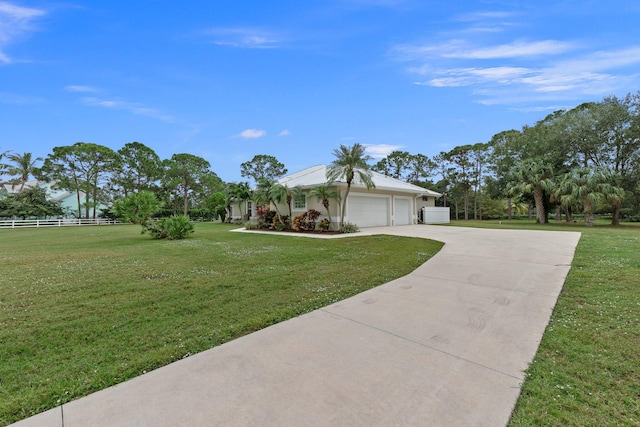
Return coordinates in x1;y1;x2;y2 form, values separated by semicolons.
2;0;640;182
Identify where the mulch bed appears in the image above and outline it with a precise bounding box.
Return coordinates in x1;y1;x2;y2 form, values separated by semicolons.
250;228;343;235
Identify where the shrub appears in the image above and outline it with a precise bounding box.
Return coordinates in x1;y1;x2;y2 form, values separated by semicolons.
142;215;194;240
318;218;331;231
340;222;359;233
293;209;321;231
113;191;161;224
272;214;290;230
257;209;277;229
243;221;260;230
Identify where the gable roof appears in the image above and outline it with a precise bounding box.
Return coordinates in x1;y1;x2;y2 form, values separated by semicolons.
277;165;441;197
1;180;40;194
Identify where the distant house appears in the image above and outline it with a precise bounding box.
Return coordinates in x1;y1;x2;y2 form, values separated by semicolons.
0;180;107;218
249;165;448;228
0;181;40;194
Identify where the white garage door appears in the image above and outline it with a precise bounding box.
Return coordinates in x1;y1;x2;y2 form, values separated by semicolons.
394;198;411;225
347;195;390;227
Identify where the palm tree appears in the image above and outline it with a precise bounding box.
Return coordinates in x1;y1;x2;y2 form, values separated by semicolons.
267;183;293;227
254;178;285;224
509;159;554;224
223;182;251;221
309;184;340;230
555;167;623;226
0;148;8;174
326;143;375;229
6;152;43;192
269;184;302;226
222;187;234;222
231;181;252;220
606;173;626;226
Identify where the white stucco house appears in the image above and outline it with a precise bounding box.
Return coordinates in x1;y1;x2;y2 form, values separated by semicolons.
249;165;449;228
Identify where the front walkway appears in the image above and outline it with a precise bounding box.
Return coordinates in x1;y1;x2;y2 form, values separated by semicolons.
12;225;581;427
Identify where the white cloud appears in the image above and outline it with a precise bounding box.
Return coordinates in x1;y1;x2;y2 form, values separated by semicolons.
551;46;640;74
363;144;403;159
442;40;574;59
65;85;98;93
450;10;520;35
278;129;290;136
238;128;266;139
399;39;574;62
202;27;280;49
0;2;44;19
400;32;640;106
0;1;46;63
81;97;175;123
393;5;640;109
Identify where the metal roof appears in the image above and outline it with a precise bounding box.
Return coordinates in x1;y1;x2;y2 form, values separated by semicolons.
277;165;441;197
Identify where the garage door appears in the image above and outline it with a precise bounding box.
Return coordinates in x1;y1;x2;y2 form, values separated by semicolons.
394;198;411;225
347;195;390;227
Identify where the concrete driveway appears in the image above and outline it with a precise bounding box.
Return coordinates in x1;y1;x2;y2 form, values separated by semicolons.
12;225;581;427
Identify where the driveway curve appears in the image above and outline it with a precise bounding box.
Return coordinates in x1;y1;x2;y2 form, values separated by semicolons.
12;225;581;427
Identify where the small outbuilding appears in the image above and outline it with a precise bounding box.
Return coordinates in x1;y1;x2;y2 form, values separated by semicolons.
258;165;448;228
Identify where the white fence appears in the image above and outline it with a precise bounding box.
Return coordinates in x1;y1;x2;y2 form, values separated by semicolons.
421;207;450;224
0;218;120;229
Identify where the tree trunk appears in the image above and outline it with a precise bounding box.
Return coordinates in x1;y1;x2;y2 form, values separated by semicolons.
464;190;469;220
323;200;333;231
183;187;189;217
340;185;351;229
533;187;547;224
611;204;621;226
584;199;595;226
507;198;512;220
473;191;478;220
92;181;98;219
75;189;81;219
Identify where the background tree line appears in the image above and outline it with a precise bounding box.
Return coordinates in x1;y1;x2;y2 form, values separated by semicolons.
371;91;640;225
0;143;287;222
2;91;639;225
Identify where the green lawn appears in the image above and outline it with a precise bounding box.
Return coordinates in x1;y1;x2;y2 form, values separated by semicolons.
0;223;442;425
3;221;638;426
445;220;640;427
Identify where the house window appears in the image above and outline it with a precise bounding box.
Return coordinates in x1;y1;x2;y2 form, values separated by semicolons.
247;201;253;216
294;194;306;210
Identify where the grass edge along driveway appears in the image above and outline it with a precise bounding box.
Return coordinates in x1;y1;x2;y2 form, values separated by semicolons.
0;223;442;425
443;220;639;427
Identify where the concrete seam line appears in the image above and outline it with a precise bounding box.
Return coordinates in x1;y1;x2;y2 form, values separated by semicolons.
320;308;523;381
